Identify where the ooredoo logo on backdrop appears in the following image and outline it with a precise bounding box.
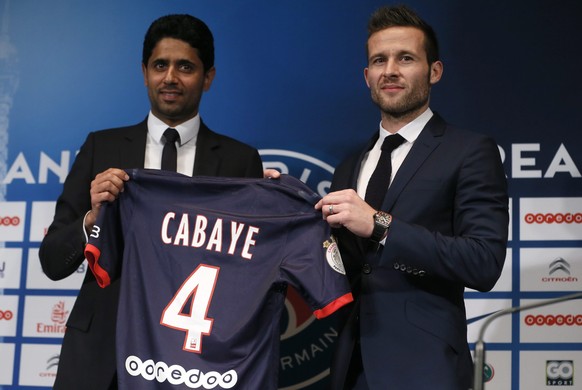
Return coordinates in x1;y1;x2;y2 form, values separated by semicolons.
520;299;582;343
520;198;582;241
525;313;582;326
0;201;26;242
260;149;339;389
0;295;18;337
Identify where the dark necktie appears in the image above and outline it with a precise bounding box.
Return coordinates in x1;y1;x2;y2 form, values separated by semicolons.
161;128;180;172
365;133;406;210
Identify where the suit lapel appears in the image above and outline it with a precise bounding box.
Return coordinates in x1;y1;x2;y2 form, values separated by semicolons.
118;119;148;169
193;121;221;176
381;113;446;211
340;135;378;191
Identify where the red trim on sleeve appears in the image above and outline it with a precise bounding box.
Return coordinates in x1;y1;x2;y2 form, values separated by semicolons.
313;292;354;319
84;244;111;288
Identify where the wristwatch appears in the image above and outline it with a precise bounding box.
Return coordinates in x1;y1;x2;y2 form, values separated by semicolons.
371;211;392;242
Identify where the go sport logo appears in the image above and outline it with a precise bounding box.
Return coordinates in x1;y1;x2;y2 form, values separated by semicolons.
260;149;340;389
546;360;574;386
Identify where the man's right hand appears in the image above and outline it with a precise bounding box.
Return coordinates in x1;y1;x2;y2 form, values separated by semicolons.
85;168;130;231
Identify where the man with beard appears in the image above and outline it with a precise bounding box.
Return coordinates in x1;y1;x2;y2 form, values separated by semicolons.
315;5;509;389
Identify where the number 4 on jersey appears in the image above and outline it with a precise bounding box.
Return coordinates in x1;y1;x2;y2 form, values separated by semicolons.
160;264;220;353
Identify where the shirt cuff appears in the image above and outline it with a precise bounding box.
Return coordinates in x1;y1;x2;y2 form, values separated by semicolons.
82;210;92;244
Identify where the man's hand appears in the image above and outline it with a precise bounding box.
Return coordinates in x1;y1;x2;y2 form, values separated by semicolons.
85;168;130;231
315;189;376;238
263;169;281;179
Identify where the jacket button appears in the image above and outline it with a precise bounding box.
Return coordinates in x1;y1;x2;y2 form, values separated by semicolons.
362;263;372;274
399;264;407;272
393;262;400;270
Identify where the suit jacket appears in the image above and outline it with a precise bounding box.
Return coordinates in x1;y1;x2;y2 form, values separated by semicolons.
39;119;263;390
329;113;509;390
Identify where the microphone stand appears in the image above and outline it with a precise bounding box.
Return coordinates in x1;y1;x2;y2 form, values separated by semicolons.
472;291;582;390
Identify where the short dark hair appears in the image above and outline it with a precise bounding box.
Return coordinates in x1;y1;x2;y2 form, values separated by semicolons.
367;5;440;64
142;14;215;72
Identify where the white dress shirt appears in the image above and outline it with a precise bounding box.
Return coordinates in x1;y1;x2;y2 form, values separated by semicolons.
144;112;199;177
357;108;434;199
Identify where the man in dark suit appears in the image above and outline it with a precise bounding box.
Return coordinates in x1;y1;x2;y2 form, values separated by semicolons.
315;5;509;389
39;14;263;390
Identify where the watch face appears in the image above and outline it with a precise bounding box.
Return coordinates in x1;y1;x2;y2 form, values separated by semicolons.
375;212;391;227
371;212;391;242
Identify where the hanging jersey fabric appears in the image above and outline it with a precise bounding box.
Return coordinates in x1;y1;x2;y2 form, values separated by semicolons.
85;169;353;390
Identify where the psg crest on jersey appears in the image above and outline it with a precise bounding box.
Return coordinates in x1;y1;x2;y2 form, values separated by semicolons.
324;236;346;275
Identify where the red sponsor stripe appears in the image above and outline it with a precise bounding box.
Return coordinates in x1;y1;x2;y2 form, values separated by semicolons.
313;292;354;319
84;244;111;288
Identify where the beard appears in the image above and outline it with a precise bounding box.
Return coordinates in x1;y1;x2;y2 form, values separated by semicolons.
371;75;431;120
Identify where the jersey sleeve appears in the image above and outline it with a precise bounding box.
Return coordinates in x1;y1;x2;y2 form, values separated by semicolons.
84;198;124;288
280;213;353;319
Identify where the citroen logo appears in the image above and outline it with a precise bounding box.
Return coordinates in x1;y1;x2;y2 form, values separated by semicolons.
549;258;570;276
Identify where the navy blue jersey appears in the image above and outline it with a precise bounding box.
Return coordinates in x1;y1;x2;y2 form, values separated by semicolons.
85;169;352;390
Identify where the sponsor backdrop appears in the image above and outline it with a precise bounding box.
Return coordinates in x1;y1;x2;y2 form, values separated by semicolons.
0;0;580;389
